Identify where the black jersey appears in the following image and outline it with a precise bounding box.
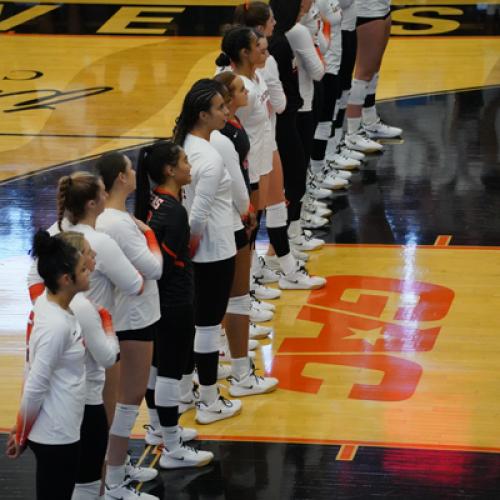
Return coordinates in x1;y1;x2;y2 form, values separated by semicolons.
220;118;251;193
148;187;193;307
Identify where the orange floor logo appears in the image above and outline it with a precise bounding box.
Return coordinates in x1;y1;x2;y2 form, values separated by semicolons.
272;275;455;402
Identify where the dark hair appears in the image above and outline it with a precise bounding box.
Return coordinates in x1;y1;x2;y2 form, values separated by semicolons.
57;172;101;231
215;26;256;67
134;140;183;222
32;229;82;294
234;1;271;28
214;71;238;100
269;0;301;34
211;77;231;102
95;152;128;192
173;79;222;147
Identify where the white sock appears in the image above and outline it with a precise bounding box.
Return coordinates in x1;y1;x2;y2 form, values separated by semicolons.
347;117;361;135
179;373;193;397
162;425;181;452
148;408;160;430
310;160;324;175
72;480;101;500
231;357;250;380
288;220;302;239
251;250;260;274
325;136;339;162
279;253;296;275
362;105;378;125
105;464;125;488
199;384;218;405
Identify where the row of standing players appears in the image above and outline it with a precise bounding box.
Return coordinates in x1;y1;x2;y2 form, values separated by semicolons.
5;1;402;499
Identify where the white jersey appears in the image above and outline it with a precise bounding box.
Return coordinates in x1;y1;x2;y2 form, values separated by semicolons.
183;133;237;263
96;209;161;331
317;0;343;75
287;23;325;112
339;0;357;30
235;74;273;182
27;220;144;315
210;130;249;232
257;55;286;151
71;293;119;405
356;0;390;18
17;294;85;446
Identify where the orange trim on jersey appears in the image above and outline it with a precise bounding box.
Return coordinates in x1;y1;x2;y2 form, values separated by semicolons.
154;187;179;200
174;260;185;268
161;242;178;259
28;283;45;303
97;307;114;335
144;229;161;255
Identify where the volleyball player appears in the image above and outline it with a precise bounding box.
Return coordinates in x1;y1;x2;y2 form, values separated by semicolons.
173;79;243;423
94;154;164;497
7;230;89;500
133;141;215;467
211;74;279;394
344;0;402;152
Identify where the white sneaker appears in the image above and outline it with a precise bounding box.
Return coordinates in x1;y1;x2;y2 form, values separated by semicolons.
249;322;273;340
260;255;281;272
251;278;282;300
340;144;365;161
144;425;198;446
363;119;402;139
217;363;231;380
219;332;255;362
251;295;276;312
279;265;327;290
159;441;214;469
329;153;361;170
228;365;278;397
306;180;334;200
345;130;383;153
290;232;324;251
302;198;332;218
292;246;309;261
195;394;242;424
179;385;199;414
106;484;159;500
249;301;274;322
253;256;281;284
301;212;329;229
248;339;259;350
319;172;350;190
124;457;158;483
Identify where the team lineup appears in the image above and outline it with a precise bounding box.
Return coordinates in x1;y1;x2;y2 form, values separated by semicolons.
4;1;405;499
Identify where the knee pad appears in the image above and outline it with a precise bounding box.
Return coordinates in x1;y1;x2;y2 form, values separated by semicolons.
266;202;288;228
147;366;157;391
348;79;369;106
226;294;251;316
109;403;139;438
194;325;221;354
367;72;379;94
72;480;101;500
155;376;180;408
314;121;332;141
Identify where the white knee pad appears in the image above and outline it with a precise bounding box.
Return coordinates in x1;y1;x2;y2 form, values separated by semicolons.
155;376;180;408
147;366;157;391
340;90;350;109
314;121;332;141
194;324;221;353
266;202;288;228
226;294;251;316
348;79;369;105
367;72;379;94
72;480;101;500
109;403;139;438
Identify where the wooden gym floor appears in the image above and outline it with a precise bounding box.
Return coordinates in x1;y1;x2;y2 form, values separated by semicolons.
1;1;500;498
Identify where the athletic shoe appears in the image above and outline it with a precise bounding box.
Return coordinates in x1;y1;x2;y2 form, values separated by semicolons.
217;363;232;380
306;180;334;200
195;394;242;424
159;440;214;469
279;265;327;290
363;119;402;139
290;232;324;251
339;143;365;161
227;364;278;397
124;455;158;483
219;333;256;362
323;164;353;180
301;212;329;229
249;302;273;322
248;339;259;350
292;246;309;261
143;425;198;446
250;278;281;300
345;129;383;153
318;172;349;190
301;196;333;219
179;384;199;414
328;154;361;170
106;483;159;500
253;256;281;284
251;294;276;312
249;322;273;340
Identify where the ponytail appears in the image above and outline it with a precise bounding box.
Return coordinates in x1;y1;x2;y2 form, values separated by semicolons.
57;176;72;231
233;2;271;28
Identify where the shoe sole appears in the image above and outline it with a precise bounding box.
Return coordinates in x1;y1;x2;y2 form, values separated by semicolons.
253;292;281;300
145;435;162;446
249;315;273;323
249;332;271;340
159;456;214;469
195;406;242;425
229;383;278;398
279;282;326;290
